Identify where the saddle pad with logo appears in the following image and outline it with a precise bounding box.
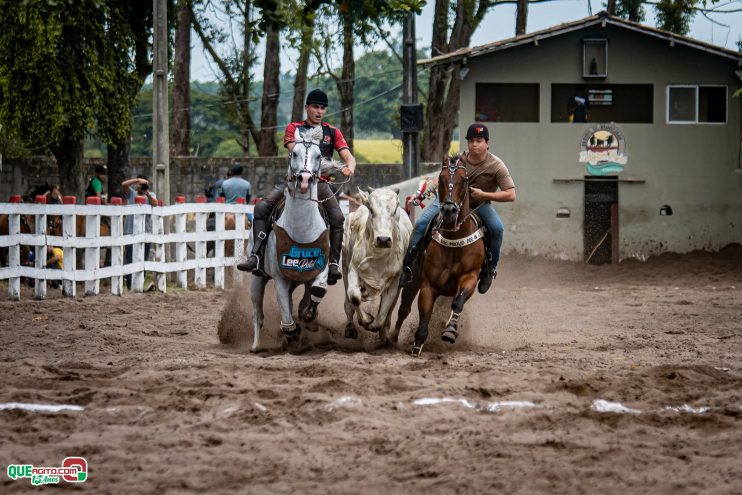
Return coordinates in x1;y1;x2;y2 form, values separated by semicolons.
274;225;330;283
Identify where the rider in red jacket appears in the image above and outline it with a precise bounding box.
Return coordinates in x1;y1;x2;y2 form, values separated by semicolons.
237;89;356;284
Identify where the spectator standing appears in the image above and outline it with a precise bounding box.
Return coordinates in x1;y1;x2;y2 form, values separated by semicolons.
220;165;251;204
122;176;157;290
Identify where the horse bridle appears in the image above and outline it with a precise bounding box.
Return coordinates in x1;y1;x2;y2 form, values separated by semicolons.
287;139;322;197
439;157;469;231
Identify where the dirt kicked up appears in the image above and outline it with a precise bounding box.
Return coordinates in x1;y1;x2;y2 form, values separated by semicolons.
0;246;741;494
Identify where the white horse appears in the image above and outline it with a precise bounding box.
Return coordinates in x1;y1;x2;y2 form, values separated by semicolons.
249;126;333;352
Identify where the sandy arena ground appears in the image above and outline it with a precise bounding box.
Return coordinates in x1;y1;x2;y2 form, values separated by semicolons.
1;247;741;494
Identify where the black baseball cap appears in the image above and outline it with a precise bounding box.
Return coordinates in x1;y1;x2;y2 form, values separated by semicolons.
305;89;329;107
465;123;489;141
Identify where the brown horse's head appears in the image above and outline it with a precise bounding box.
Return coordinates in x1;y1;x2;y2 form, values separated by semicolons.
438;153;469;230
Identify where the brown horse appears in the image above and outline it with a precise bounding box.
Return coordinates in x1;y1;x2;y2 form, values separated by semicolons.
396;154;486;357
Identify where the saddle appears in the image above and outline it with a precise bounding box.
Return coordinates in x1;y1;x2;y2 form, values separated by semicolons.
413;211;488;275
270;196;330;228
270;196;331;283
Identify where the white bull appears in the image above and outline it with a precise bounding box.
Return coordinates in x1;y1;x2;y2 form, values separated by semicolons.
342;187;412;343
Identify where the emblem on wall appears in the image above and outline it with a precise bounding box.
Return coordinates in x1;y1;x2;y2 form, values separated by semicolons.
279;245;326;272
579;124;628;176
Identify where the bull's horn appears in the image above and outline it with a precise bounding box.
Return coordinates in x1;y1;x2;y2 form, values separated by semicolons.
391;187;400;195
367;186;375;193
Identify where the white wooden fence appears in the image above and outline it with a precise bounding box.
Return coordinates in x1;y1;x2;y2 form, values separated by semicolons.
0;196;254;301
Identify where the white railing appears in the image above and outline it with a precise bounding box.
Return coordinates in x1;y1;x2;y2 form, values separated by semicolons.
0;198;254;300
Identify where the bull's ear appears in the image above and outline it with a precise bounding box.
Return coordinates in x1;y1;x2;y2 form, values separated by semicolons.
391;187;400;196
356;187;370;205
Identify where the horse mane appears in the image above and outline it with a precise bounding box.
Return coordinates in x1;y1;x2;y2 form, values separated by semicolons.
444;152;465;166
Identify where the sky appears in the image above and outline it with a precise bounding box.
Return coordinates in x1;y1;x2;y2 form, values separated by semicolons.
189;0;742;81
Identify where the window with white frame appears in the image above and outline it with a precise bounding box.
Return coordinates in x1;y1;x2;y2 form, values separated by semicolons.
667;85;727;124
583;39;607;78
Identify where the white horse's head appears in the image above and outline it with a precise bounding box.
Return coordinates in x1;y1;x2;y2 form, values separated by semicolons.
288;126;324;195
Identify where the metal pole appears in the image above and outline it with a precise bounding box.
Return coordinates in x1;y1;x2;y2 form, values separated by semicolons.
402;13;419;180
153;0;170;204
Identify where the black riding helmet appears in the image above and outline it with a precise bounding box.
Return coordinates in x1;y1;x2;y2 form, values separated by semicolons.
305;89;329;107
465;123;489;141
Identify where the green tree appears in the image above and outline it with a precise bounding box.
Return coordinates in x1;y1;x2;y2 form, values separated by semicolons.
0;0;140;198
655;0;696;35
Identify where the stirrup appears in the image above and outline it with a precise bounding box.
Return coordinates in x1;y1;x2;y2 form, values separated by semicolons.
327;262;342;285
398;266;413;287
236;254;260;272
477;269;497;294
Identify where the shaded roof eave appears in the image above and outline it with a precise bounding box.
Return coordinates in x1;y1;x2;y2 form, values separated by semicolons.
418;13;742;67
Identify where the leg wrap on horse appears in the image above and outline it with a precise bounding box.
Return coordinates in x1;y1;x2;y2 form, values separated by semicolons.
281;320;300;337
310;285;326;303
445;310;461;330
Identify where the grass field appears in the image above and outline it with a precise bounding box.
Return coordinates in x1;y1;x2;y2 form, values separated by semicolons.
353;139;460;164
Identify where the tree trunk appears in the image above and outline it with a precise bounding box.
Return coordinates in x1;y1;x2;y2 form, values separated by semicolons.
516;0;528;35
337;16;355;150
291;17;314;123
107;7;152;200
421;0;452;162
607;0;617;15
172;0;192;156
106;135;131;200
241;1;253;157
191;1;260;155
257;23;280;156
421;0;486;162
50;135;85;201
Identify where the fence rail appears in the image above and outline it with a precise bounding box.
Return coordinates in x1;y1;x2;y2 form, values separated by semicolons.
1;198;254;301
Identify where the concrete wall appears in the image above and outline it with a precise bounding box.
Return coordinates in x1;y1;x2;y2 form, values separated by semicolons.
459;24;742;261
1;157;440;204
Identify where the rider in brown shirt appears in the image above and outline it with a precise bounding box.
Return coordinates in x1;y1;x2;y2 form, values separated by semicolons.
399;123;516;294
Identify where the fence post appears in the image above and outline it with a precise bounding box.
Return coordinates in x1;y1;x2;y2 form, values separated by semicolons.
235;197;246;263
84;196;101;296
214;197;225;289
195;195;207;289
34;195;47;300
109;197;123;295
154;199;166;292
8;195;22;300
131;196;146;292
62;196;77;298
175;195;187;288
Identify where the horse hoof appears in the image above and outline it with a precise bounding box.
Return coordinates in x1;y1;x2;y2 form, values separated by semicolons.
366;324;381;333
441;328;457;344
411;344;423;358
301;306;317;323
282;324;301;339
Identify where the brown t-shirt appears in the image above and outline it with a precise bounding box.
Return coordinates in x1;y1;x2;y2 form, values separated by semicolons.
464;152;515;209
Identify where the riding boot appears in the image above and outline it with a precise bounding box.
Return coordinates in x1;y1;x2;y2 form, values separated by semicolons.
477;253;497;294
237;217;269;275
398;243;419;287
327;227;343;285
